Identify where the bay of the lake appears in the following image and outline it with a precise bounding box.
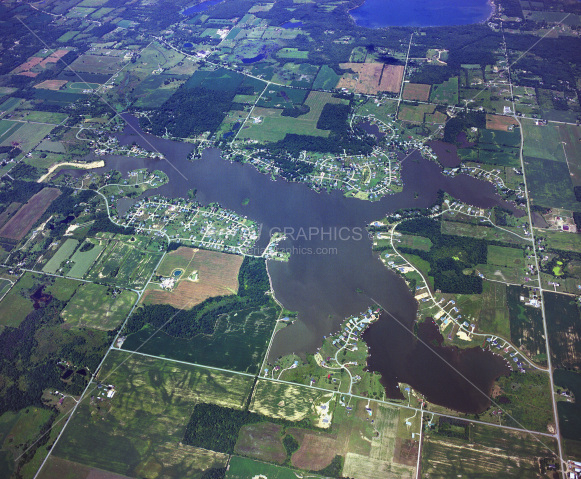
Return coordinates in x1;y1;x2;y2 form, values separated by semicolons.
350;0;493;28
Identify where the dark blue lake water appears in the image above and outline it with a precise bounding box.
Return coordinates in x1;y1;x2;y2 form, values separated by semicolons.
181;0;223;16
350;0;493;28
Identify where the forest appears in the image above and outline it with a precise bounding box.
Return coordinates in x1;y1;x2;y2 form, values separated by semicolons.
397;217;486;294
144;86;236;138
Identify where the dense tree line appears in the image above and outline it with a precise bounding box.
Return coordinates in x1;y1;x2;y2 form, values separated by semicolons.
443;111;486;145
183;402;314;454
145;86;235;138
397;217;486;294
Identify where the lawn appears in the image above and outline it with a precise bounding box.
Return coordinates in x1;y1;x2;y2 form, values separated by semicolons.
53;350;250;477
61;283;137;330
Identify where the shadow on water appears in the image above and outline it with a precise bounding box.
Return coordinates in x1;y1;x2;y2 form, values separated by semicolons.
62;116;515;412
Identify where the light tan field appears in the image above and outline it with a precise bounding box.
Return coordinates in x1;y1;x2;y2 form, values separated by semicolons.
338;63;404;94
486;114;519;131
34;79;68;90
143;248;243;309
402;83;431;101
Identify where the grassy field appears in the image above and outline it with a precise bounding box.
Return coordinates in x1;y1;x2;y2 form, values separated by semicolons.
69;54;125;74
238;91;341;142
477;280;510;338
397;103;435;123
395;233;432;251
558;123;581;187
0;120;23;143
313;65;340;90
524;156;579;211
0;122;55;154
522;120;566;162
487;244;524;268
536;229;581;252
61;283;137;330
0;272;36;327
42;238;79;274
249;379;332;423
421;421;557;477
429;77;458;104
67;241;106;278
441;220;530;245
226;456;324;479
53;350;250;477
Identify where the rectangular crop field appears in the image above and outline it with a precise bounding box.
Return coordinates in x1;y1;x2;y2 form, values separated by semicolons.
42;239;79;274
313;65;340;90
67;239;106;278
522;120;566;162
558;123;581;187
53;350;250;477
61;283;137;330
477;280;510;338
226;456;323;479
1;122;55;154
485;114;518;131
338;63;403;95
0;273;35;327
487;245;524;268
421;422;557;478
402;83;431;101
441;220;530;245
398;104;436;123
524;156;579;211
0;188;61;241
429;77;458;104
0;120;23;143
68;55;126;74
144;248;243;309
249;379;332;423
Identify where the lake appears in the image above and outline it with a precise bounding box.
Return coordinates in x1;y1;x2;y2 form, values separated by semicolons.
350;0;494;28
66;116;516;413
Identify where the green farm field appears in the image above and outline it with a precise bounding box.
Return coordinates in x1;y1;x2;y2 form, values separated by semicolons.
487;245;524;268
61;283;137;330
0;122;55;154
429;77;458;104
42;238;79;274
522;120;566;162
53;350;250;477
227;456;323;479
478;280;510;338
67;239;106;278
441;220;530;245
524;156;579;211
